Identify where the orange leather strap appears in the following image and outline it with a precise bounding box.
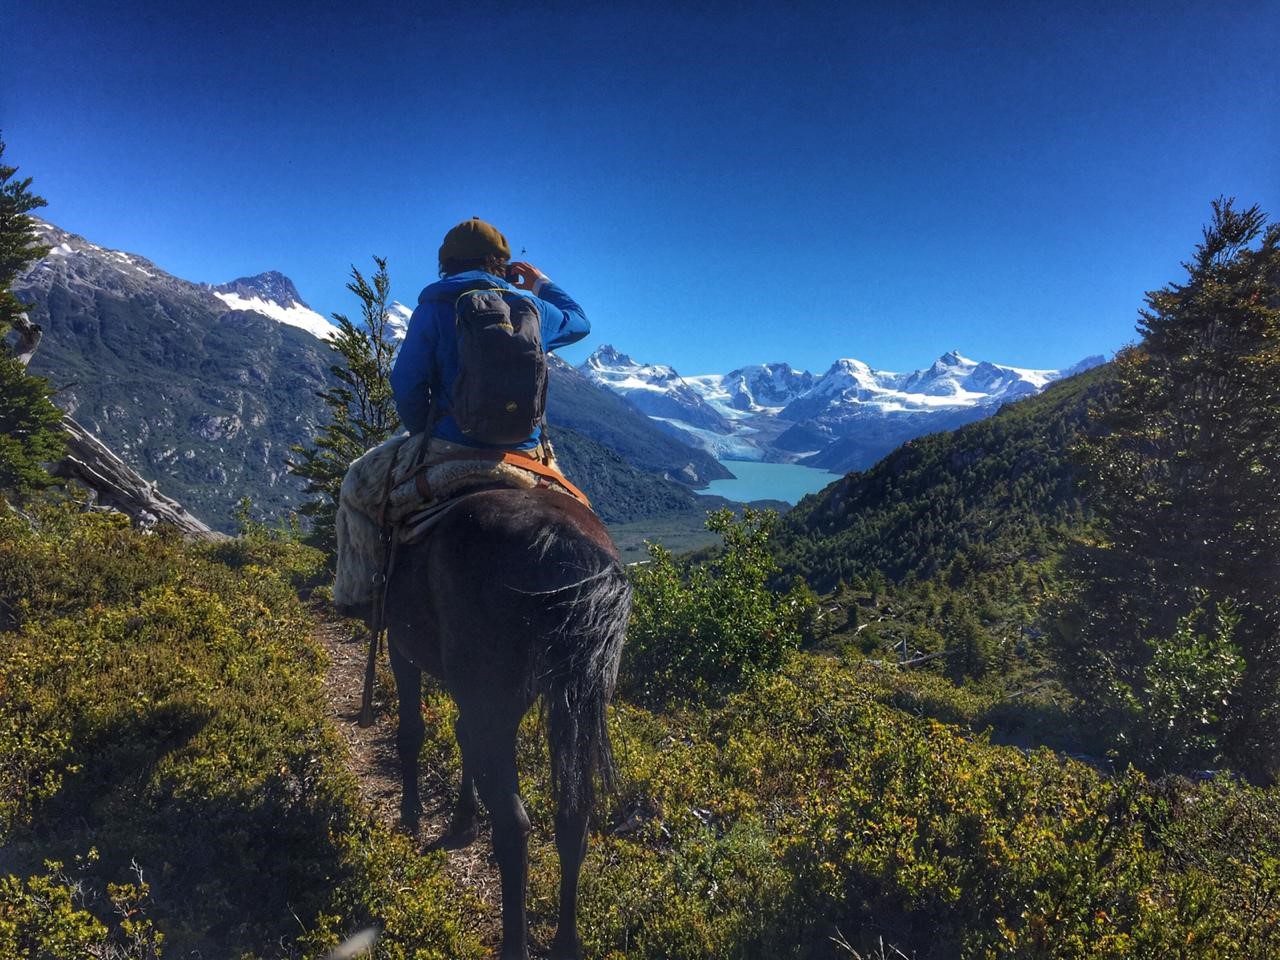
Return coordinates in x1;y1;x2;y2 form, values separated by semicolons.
498;452;592;509
430;450;592;509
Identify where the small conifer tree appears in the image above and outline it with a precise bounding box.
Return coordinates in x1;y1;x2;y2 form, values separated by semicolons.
1055;199;1280;776
0;134;64;502
1;135;50;341
289;257;400;554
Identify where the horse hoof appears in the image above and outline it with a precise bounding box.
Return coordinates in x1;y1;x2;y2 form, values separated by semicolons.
400;802;423;838
427;820;480;851
548;937;582;960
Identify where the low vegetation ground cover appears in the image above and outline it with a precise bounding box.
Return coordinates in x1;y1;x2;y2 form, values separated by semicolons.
560;511;1280;958
0;505;485;959
3;501;1278;957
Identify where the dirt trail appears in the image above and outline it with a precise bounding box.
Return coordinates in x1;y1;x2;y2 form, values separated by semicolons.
310;611;504;947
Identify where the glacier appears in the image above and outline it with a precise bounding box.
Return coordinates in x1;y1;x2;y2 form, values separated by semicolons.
581;344;1105;473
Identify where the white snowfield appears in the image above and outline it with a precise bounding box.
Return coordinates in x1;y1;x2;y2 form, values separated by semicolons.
581;344;1079;462
213;291;338;341
386;301;413;339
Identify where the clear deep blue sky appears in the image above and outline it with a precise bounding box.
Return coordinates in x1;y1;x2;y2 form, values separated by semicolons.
4;1;1277;374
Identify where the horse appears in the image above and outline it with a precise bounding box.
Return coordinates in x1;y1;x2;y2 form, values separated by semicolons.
384;485;631;960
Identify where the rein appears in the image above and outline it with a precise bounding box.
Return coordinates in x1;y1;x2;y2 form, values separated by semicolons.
359;441;413;728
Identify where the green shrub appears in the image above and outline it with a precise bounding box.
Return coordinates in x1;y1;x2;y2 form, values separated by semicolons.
561;659;1280;959
1134;596;1246;770
0;852;164;960
623;508;815;703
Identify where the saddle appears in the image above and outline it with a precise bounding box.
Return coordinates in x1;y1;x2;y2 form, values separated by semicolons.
391;449;592;544
334;433;592;618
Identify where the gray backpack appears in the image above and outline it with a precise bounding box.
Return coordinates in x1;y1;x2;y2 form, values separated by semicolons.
447;288;547;445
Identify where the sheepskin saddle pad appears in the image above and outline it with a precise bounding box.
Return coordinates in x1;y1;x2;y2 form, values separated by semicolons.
333;433;583;609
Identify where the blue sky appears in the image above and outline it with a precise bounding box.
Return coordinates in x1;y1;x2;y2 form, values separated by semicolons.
4;1;1277;375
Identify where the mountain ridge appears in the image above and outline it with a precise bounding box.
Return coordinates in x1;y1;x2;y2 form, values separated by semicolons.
581;343;1105;471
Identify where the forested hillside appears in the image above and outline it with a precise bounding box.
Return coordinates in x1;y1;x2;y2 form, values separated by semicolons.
552;425;699;523
774;363;1110;591
771;201;1280;784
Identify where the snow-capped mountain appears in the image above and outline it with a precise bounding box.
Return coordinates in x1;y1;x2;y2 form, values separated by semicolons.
581;344;1106;472
210;271;337;340
684;363;818;415
582;345;733;432
778;351;1057;423
387;301;413;339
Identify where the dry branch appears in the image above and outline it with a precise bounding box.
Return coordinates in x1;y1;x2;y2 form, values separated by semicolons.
50;416;225;541
11;312;42;367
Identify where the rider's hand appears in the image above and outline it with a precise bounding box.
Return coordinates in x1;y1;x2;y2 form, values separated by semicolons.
507;260;550;294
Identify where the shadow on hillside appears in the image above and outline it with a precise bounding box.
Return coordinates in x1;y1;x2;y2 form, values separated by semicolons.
4;699;355;957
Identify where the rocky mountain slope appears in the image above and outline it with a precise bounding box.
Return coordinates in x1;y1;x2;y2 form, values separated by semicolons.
582;345;1105;473
17;220;338;529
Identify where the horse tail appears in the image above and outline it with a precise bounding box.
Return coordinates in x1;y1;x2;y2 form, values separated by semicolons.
541;562;631;815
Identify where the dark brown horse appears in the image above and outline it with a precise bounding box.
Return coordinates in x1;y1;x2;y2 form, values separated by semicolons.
385;485;630;960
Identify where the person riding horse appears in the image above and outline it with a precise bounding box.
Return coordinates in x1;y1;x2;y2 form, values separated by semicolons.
371;218;623;960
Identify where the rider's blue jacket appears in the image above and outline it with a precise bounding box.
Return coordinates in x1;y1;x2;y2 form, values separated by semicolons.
390;270;590;450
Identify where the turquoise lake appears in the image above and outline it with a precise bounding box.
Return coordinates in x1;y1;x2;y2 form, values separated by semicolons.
702;459;841;505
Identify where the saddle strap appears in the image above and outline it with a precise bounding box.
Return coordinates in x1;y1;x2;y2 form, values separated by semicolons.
410;450;592;509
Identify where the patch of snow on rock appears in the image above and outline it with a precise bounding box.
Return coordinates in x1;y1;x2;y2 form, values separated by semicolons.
387;301;413;340
214;291;338;340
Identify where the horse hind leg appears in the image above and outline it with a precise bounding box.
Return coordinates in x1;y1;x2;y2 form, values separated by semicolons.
549;797;590;960
548;690;598;960
463;706;531;960
389;642;425;836
427;714;481;851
